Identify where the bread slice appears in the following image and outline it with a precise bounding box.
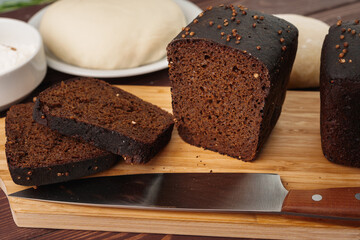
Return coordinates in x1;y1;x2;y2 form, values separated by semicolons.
33;78;174;164
5;103;118;186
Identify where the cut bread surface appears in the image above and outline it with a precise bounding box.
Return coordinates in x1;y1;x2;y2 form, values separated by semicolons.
5;103;117;186
34;78;174;164
168;40;269;160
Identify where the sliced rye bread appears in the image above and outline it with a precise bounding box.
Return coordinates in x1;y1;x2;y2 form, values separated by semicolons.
5;103;118;186
33;78;174;164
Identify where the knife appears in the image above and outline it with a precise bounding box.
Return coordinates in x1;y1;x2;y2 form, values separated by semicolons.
9;173;360;220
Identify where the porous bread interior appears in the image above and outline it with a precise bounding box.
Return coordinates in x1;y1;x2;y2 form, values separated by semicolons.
6;103;107;168
168;40;270;160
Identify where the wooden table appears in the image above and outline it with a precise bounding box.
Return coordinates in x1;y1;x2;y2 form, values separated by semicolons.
0;0;359;239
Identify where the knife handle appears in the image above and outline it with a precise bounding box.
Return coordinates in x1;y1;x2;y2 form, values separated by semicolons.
282;187;360;219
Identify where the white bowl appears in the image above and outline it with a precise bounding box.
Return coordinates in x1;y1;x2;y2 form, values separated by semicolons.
0;18;46;112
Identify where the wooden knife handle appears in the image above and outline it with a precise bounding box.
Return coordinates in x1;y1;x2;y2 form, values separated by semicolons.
281;187;360;219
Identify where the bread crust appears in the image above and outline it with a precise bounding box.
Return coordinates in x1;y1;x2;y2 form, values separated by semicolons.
34;78;174;164
167;6;298;161
320;21;360;167
6;103;118;186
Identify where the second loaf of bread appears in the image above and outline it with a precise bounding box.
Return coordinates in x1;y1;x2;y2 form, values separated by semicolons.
320;20;360;167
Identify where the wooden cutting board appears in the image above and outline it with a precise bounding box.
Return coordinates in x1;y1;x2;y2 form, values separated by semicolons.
0;86;360;239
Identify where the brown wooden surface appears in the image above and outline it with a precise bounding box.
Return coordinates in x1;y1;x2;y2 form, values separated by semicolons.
1;87;360;239
282;187;360;219
1;0;360;239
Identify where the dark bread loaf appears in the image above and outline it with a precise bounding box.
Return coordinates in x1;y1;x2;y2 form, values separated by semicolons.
167;5;298;161
320;20;360;167
5;103;118;186
33;78;174;164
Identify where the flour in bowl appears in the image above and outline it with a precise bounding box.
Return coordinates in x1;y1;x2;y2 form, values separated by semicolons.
0;43;36;75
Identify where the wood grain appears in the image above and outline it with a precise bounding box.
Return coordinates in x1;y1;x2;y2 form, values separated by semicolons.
1;86;360;239
191;0;359;15
0;190;227;240
308;1;360;25
1;1;360;239
282;187;360;218
0;191;55;240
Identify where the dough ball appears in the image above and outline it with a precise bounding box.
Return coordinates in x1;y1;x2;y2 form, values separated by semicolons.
275;14;329;89
40;0;186;70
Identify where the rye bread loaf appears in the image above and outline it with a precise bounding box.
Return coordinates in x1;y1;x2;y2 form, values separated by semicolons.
33;78;174;164
167;5;298;161
5;103;118;186
320;20;360;167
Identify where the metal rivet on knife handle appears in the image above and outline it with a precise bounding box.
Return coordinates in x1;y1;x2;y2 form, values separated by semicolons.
312;194;322;202
282;187;360;219
355;193;360;200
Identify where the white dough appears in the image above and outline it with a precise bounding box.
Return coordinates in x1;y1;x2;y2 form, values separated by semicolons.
275;14;329;89
40;0;186;70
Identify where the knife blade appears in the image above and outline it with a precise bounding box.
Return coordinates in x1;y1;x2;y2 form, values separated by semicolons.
9;173;360;220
